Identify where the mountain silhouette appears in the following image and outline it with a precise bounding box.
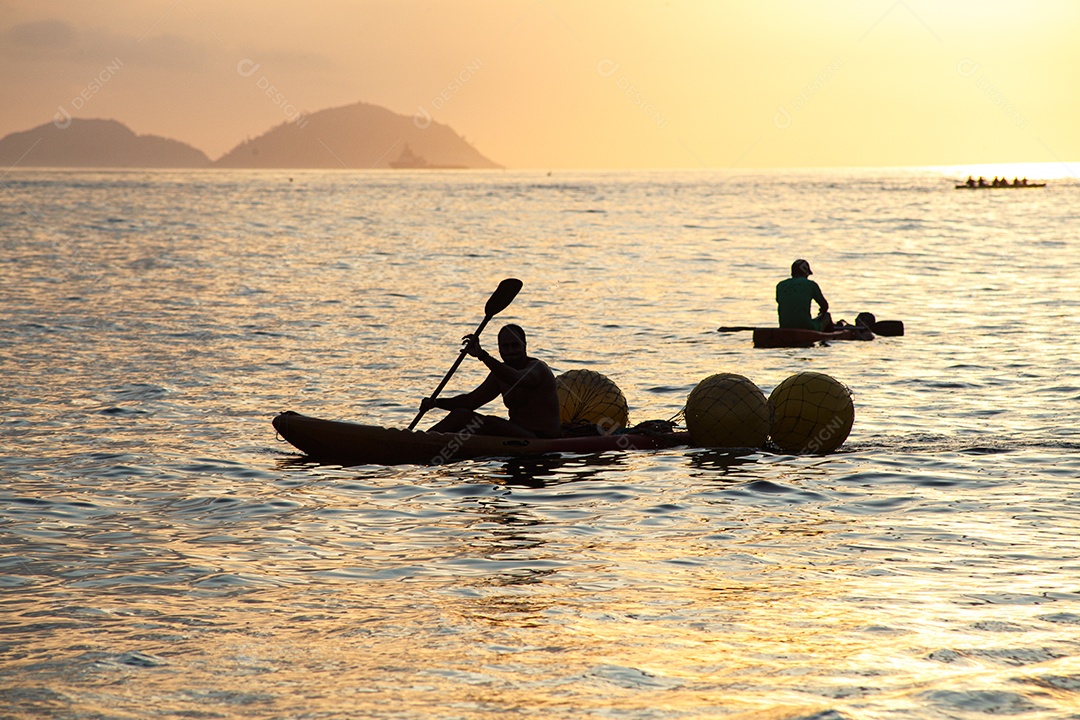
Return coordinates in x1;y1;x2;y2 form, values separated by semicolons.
214;101;500;169
0;118;210;168
0;102;501;170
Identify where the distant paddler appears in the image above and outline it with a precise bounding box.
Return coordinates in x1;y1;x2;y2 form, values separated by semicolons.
776;259;833;332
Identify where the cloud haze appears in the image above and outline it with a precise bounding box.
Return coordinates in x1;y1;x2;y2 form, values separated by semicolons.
1;0;1077;168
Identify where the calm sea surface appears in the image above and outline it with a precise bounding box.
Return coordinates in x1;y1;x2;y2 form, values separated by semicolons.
2;167;1079;719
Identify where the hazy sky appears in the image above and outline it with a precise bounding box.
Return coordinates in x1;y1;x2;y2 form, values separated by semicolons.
2;0;1077;169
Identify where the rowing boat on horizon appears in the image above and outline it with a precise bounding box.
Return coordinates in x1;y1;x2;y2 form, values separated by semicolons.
955;182;1046;189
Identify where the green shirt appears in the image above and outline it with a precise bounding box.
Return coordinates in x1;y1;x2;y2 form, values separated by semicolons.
776;277;827;330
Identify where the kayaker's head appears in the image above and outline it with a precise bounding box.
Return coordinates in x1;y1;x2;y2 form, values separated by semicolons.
498;324;528;366
791;259;812;278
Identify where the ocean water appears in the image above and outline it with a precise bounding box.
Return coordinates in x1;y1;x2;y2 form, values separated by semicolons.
2;166;1079;719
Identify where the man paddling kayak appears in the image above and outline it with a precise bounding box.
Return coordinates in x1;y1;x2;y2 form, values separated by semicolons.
419;324;561;439
776;259;833;331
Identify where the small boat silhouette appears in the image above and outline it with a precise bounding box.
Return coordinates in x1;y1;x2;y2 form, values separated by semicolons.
389;143;465;169
955;175;1045;189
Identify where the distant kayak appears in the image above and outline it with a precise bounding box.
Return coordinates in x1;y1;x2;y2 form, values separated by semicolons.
717;320;903;348
273;411;694;466
752;327;870;348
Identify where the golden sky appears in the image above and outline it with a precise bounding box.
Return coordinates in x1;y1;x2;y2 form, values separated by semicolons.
1;0;1077;169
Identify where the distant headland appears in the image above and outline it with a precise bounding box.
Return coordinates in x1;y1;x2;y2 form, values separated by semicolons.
0;119;210;168
0;101;501;170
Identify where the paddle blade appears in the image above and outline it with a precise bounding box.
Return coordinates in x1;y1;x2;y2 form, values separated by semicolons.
872;320;905;336
485;278;523;317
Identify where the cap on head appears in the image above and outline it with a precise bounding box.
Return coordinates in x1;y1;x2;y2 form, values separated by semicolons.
499;323;526;345
791;259;812;277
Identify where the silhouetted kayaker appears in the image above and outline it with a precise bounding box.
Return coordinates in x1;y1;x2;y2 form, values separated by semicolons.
776;259;833;331
420;324;561;438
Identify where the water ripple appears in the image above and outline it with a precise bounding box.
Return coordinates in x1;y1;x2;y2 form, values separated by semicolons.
2;168;1080;719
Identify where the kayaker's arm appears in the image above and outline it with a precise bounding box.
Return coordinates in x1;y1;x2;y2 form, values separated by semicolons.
813;285;829;313
474;350;545;388
459;333;543;388
425;374;500;412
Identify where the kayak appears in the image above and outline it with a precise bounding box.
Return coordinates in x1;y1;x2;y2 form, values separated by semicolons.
753;326;870;348
717;320;903;348
273;411;693;466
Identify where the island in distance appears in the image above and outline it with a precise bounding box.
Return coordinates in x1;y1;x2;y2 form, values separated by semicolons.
0;119;211;168
215;102;501;169
0;101;501;170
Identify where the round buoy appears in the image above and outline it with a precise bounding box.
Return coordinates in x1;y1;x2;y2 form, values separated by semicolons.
684;373;770;448
556;369;629;433
768;372;854;454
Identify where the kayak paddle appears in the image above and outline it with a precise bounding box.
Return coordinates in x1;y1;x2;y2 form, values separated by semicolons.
871;320;904;336
407;278;523;431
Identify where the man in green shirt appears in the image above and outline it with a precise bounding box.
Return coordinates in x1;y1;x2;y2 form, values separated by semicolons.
776;259;833;331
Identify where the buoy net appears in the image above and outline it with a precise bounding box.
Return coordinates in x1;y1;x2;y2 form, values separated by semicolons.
556;369;630;435
768;372;854;454
684;373;770;448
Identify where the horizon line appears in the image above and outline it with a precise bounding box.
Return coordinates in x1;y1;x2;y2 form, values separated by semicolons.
6;161;1077;177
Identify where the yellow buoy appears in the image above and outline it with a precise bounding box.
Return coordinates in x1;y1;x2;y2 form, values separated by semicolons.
768;372;854;454
556;369;629;434
685;373;770;448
